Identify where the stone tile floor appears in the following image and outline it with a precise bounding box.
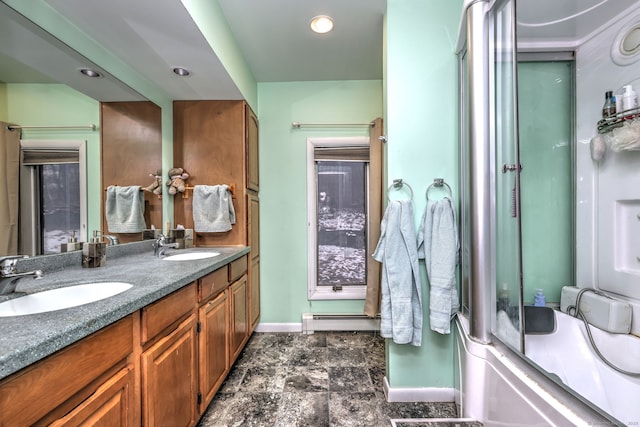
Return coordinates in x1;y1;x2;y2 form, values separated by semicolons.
197;331;481;427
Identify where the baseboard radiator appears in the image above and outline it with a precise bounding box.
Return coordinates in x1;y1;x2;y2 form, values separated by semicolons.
302;313;380;334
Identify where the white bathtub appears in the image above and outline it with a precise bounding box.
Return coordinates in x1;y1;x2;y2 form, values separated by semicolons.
455;313;629;426
525;309;640;425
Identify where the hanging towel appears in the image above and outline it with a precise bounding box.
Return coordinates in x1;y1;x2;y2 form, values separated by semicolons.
193;185;236;232
105;185;146;233
417;197;459;335
372;199;423;346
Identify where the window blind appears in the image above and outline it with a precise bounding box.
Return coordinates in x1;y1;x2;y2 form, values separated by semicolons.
21;149;79;166
314;146;369;162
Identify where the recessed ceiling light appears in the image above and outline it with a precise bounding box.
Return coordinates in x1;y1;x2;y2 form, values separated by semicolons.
79;68;102;78
172;67;191;77
310;15;334;34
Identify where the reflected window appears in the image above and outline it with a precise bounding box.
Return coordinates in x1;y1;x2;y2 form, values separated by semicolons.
20;140;87;255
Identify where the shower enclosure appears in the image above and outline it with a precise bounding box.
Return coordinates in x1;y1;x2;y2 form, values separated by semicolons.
455;0;640;425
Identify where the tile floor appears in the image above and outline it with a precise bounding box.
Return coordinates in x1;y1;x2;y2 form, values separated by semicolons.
198;331;481;427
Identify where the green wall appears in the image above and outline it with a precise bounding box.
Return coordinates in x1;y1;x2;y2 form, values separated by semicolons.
384;0;462;388
3;84;101;237
258;80;382;323
0;84;7;119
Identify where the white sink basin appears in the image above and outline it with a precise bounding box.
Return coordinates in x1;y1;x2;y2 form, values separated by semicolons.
162;251;220;261
0;282;133;317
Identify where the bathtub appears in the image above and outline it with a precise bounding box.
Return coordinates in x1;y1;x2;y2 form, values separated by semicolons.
455;313;629;426
525;309;640;425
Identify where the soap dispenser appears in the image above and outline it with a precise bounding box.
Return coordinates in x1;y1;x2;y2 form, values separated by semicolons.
60;230;83;252
82;231;106;268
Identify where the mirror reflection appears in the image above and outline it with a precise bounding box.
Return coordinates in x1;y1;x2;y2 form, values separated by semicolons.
0;3;162;256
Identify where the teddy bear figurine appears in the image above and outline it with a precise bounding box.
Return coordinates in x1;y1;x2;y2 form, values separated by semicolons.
166;167;190;195
143;169;163;196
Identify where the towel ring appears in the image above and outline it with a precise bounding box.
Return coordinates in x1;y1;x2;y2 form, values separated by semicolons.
387;179;413;201
426;178;452;200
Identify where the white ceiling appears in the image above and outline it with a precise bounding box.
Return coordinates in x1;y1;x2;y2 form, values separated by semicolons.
2;1;640;103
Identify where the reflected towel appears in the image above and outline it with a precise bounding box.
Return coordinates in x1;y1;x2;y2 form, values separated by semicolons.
372;199;423;346
105;185;146;233
193;185;236;232
417;197;459;334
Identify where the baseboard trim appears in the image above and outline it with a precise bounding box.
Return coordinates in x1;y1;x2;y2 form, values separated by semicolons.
254;322;302;333
384;376;455;402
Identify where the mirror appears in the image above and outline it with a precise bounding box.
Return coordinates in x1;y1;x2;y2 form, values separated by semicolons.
0;2;162;256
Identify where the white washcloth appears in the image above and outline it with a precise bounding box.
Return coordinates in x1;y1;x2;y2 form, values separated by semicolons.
193;185;236;232
417;197;459;334
372;199;423;346
105;185;146;233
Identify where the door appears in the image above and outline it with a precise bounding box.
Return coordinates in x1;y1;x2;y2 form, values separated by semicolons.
493;0;524;351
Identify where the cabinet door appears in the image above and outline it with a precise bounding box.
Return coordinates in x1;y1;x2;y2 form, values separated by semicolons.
50;367;137;427
142;315;197;427
248;193;260;260
230;275;248;361
246;105;259;192
199;290;229;411
249;258;260;331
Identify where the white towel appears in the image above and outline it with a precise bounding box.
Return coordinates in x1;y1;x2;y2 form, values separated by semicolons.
417;197;459;334
193;185;236;232
372;199;423;346
105;185;146;233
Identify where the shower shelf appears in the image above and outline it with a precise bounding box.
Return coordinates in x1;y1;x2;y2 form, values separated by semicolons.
597;107;640;134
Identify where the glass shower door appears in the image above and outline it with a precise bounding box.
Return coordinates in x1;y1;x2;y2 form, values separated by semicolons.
493;0;523;351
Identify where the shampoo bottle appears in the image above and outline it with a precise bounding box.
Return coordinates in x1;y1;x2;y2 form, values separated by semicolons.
602;90;616;118
621;85;638;112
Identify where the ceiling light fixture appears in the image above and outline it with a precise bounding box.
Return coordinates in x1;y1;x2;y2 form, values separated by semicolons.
310;15;334;34
79;68;102;78
172;67;191;77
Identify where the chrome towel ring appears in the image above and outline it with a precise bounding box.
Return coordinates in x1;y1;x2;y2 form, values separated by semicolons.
387;178;413;201
426;178;452;200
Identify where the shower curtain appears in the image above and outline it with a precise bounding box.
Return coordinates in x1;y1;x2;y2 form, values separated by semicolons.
0;122;20;255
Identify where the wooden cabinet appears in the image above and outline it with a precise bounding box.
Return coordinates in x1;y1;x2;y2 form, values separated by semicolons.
198;290;229;411
248;193;260;331
50;366;136;427
0;315;136;426
246;105;259;192
249;257;260;330
230;275;249;362
141;314;198;427
140;283;198;427
173;100;254;248
101;101;162;243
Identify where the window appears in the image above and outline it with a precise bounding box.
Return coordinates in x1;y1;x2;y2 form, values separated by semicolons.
19;140;87;255
307;136;372;300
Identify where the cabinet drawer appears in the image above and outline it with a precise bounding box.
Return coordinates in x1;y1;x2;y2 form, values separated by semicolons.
199;266;228;302
141;283;195;344
229;255;248;282
0;315;134;427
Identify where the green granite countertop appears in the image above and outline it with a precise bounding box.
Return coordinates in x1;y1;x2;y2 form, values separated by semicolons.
0;242;249;381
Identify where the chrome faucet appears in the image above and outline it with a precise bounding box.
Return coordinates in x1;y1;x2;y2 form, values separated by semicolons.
102;234;119;245
152;234;179;257
0;255;43;295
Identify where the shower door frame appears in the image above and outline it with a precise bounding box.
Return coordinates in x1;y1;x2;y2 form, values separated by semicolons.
458;0;524;348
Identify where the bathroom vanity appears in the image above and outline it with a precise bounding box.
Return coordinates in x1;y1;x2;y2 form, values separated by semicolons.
0;244;251;427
